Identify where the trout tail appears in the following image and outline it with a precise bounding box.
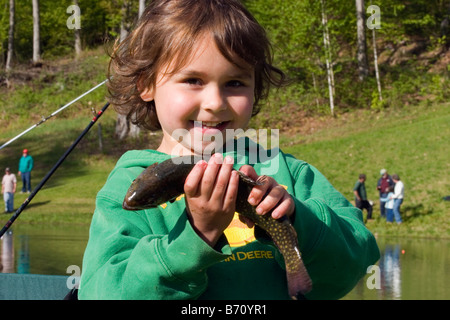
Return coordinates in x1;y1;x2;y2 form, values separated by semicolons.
287;255;312;300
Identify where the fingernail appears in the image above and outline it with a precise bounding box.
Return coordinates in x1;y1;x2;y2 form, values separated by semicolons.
224;156;234;164
213;153;223;164
248;197;255;206
256;207;263;215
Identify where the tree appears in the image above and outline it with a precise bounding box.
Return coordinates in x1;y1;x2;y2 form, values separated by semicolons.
367;3;382;101
5;0;14;72
32;0;40;64
115;0;141;140
74;0;82;59
356;0;369;81
139;0;146;18
321;0;335;116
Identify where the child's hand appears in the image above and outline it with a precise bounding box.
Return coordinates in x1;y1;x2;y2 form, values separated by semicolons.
239;165;295;227
184;154;239;247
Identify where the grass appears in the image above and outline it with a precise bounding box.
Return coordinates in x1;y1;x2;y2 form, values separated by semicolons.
0;115;117;225
282;102;450;238
1;102;448;239
0;48;448;239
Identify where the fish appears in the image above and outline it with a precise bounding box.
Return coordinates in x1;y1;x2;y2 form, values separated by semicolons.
122;155;312;299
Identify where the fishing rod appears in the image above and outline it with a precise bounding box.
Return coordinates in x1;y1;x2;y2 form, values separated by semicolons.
0;101;110;238
0;79;108;151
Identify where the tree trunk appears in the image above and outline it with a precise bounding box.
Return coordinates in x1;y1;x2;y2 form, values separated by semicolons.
32;0;40;65
139;0;146;18
115;114;129;140
5;0;14;73
356;0;369;81
321;0;335;116
119;0;131;41
115;0;141;140
74;0;82;59
372;28;382;101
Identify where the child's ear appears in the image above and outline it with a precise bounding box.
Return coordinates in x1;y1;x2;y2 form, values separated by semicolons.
137;77;154;101
140;86;154;102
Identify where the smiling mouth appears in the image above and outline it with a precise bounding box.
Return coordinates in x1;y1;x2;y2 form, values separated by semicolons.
193;120;229;129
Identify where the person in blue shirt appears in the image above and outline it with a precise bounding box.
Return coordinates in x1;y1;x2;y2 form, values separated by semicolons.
18;149;33;193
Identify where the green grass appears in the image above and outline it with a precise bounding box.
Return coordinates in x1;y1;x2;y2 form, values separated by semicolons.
282;102;450;238
0;48;448;239
2;102;448;239
0;115;118;225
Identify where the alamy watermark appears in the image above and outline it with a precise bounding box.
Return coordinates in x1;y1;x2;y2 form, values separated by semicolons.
66;265;81;289
169;122;280;175
366;265;381;290
65;263;382;290
67;5;81;30
367;5;381;30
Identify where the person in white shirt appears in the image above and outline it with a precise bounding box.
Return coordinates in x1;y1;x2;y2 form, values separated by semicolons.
2;167;17;213
391;174;404;224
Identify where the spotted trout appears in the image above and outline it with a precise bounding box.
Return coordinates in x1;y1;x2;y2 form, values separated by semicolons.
122;155;312;299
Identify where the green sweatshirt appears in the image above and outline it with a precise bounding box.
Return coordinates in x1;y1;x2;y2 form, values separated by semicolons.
79;140;379;300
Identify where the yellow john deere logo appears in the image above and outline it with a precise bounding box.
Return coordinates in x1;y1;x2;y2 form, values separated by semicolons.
224;213;256;247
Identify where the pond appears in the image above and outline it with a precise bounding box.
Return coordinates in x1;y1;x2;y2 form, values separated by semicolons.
1;224;449;300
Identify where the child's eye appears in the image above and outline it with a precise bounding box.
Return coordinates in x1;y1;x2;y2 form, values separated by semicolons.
184;78;202;86
226;80;245;88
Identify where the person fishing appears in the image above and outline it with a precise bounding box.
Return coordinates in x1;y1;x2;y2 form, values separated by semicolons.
78;0;379;300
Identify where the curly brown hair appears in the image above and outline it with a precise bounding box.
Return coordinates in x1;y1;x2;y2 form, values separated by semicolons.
107;0;286;131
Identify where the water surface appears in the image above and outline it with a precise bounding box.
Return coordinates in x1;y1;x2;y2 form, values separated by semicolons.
1;225;448;300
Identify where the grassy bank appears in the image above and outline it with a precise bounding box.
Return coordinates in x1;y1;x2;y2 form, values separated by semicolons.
0;49;448;239
1;102;448;239
282;102;450;238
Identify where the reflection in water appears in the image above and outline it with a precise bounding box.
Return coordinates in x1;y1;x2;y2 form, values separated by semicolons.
344;237;450;300
1;231;30;274
1;226;449;300
1;230;14;273
0;225;89;276
18;235;30;274
380;244;401;300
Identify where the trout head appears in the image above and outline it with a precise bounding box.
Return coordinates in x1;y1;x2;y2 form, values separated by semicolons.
122;162;185;211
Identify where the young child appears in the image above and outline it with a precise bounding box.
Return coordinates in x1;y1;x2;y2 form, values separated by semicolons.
79;0;379;300
380;186;395;223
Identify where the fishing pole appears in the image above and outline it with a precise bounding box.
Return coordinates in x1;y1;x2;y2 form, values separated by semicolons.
0;101;110;238
0;79;108;151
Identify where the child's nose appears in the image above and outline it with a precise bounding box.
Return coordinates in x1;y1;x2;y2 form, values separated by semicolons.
201;85;227;112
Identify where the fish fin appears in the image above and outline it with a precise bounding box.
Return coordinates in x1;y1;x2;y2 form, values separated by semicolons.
136;162;159;179
147;162;159;169
287;263;313;300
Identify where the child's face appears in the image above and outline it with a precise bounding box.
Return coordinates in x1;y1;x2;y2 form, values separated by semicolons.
141;36;255;156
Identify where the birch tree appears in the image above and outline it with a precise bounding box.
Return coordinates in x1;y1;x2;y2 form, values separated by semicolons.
115;0;141;140
356;0;369;81
367;4;383;101
321;0;335;116
5;0;14;72
32;0;40;65
74;0;82;58
139;0;146;18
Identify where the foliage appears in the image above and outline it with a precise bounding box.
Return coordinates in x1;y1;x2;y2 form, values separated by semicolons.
0;0;448;121
242;0;449;125
1;93;448;239
0;0;141;62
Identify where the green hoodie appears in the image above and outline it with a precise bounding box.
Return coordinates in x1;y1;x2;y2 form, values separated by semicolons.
79;141;379;300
